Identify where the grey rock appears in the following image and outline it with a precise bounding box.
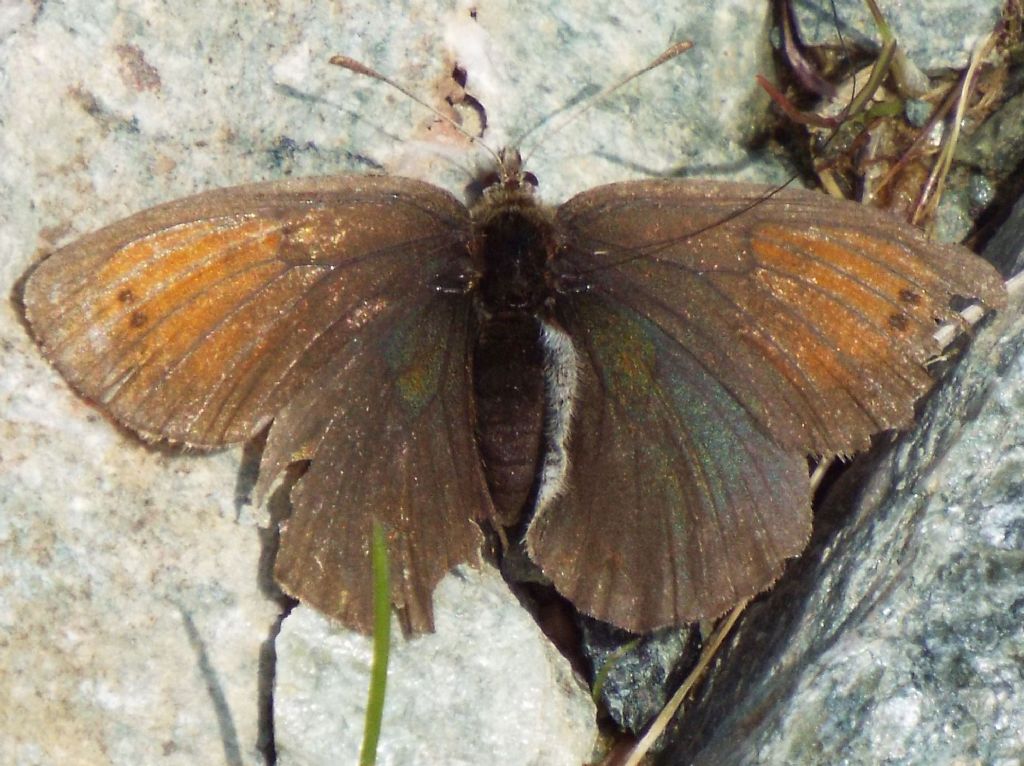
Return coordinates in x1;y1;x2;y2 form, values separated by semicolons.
274;567;596;766
581;619;700;734
1;340;279;764
664;262;1024;763
986;193;1024;276
791;0;1002;70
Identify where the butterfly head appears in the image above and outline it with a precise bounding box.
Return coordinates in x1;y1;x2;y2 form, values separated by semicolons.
475;147;539;197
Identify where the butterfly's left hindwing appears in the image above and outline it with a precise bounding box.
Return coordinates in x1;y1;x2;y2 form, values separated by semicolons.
267;290;490;632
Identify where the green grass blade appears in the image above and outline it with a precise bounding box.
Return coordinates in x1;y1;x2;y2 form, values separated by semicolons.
359;520;392;766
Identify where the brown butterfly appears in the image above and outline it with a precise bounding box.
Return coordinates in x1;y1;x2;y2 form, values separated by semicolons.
23;134;1004;634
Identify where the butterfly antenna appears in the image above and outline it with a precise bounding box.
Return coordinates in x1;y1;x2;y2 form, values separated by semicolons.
519;40;693;166
329;55;501;166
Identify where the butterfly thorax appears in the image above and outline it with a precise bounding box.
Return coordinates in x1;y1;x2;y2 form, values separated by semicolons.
469;150;555;528
470;149;554;317
471;195;554;316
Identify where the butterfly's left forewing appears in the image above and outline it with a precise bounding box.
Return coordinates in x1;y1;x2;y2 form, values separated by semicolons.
25;175;491;633
24;176;475;446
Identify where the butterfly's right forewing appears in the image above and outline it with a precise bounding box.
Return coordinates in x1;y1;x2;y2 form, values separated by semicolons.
526;180;1004;633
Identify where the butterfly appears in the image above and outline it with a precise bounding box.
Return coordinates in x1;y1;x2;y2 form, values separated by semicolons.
22;141;1004;635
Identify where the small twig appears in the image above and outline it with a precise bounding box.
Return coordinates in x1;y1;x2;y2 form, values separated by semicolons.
620;601;747;766
911;35;994;225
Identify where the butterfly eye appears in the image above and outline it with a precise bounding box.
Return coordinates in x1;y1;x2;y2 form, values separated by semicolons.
476;170;501;193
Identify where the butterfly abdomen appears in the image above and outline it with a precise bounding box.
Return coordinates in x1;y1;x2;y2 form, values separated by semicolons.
473;314;546;526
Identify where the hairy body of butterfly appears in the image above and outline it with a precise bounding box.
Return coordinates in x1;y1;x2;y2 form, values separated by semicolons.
23;148;1004;634
468;154;555;526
